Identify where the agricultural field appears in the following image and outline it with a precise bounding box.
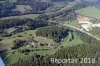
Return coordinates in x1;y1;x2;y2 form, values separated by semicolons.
64;20;82;29
3;29;83;66
0;14;39;20
4;48;58;66
0;30;36;49
76;6;100;19
5;29;55;44
62;32;83;46
1;29;57;66
89;27;100;38
4;52;27;66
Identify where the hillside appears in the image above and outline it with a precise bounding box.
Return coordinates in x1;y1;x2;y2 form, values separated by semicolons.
0;0;100;66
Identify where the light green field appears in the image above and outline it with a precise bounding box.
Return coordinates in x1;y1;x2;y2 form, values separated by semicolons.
1;27;56;49
3;31;83;66
76;6;100;19
0;14;39;20
3;27;83;66
0;30;36;51
10;30;36;39
8;30;55;44
89;27;100;38
62;32;83;46
4;47;58;66
64;20;81;28
4;52;27;66
3;30;36;41
29;48;58;56
23;14;39;19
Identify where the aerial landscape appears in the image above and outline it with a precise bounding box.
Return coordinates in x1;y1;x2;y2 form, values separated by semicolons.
0;0;100;66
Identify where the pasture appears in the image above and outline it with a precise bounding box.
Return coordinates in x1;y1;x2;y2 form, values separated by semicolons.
76;6;100;19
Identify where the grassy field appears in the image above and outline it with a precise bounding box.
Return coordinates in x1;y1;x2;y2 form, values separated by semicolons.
4;47;58;66
3;31;83;66
89;27;100;38
23;14;39;19
1;27;56;49
10;30;36;39
0;30;37;52
2;29;56;66
2;26;83;66
64;20;81;29
76;6;100;19
62;32;83;46
6;29;55;44
29;48;58;56
0;14;39;20
4;52;27;66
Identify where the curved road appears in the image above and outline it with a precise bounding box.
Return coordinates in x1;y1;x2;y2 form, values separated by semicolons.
63;23;100;40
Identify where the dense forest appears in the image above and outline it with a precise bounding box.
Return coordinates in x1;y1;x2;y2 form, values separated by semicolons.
0;0;52;17
0;0;95;18
55;11;77;22
0;18;49;30
0;18;57;37
35;26;71;42
46;1;94;21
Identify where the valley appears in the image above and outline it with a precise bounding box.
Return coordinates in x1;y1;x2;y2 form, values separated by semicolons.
0;0;100;66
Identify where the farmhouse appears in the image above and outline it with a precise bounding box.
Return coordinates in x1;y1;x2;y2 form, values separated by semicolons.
29;42;37;48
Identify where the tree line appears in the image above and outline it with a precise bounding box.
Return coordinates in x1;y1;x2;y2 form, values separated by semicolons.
0;0;52;18
35;26;72;42
0;18;57;37
46;1;94;21
75;30;100;45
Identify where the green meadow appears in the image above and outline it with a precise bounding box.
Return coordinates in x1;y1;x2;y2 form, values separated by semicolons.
76;6;100;19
